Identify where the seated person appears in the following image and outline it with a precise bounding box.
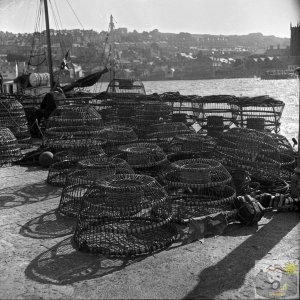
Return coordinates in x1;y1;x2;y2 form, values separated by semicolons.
36;88;65;123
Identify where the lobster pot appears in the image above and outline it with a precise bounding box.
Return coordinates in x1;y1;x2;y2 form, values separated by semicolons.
162;158;235;222
0;98;32;147
144;122;192;150
216;127;281;177
250;174;289;195
73;174;177;256
170;133;216;156
133;101;172;137
267;133;294;156
195;95;239;130
279;153;296;182
0;127;22;166
246;118;265;131
29;72;50;87
46;104;103;128
78;157;134;175
45;126;103;139
98;125;138;156
47;160;78;187
53;148;106;163
206;115;224;138
118;143;170;180
232;96;285;133
160;93;200;125
58;163;117;217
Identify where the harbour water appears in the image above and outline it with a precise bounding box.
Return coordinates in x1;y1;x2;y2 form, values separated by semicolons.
95;78;299;145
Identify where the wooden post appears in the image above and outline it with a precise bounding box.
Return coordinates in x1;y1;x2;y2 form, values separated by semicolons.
290;67;300;197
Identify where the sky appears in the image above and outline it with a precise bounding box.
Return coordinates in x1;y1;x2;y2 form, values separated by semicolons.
0;0;299;37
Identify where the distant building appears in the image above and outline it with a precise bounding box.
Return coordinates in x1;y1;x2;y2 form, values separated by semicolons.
290;23;300;56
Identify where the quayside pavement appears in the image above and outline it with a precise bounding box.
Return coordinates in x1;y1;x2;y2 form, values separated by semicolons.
0;165;299;299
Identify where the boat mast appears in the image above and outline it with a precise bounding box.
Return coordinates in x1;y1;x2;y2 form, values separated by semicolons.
109;15;116;82
43;0;54;90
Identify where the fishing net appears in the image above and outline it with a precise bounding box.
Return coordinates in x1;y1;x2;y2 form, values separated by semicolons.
73;174;177;256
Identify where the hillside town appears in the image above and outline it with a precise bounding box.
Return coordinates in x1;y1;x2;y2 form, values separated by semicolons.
0;23;300;82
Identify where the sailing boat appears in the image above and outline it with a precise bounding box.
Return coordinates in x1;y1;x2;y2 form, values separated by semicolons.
104;15;146;96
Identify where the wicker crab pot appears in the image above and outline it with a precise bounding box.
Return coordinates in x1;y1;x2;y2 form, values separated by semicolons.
215;128;281;177
0;98;32;148
46;138;107;186
167;133;217;160
160;93;200;125
118;143;170;180
162;158;236;222
98;125;138;156
0;127;22;167
73;174;177;256
133;101;172;138
46;104;104;128
232;96;285;133
195;95;239;135
58;160;117;217
143;122;193;151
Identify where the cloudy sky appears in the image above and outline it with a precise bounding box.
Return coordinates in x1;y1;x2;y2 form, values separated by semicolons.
0;0;299;37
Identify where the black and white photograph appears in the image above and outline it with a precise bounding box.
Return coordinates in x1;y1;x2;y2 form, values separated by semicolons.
0;0;299;299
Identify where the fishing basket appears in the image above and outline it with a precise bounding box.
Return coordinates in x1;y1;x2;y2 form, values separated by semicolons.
167;186;235;223
0;98;32;147
163;158;232;189
45;126;103;139
73;174;177;256
58;162;117;217
162;158;235;222
0;127;22;166
47;160;78;187
195;95;239;130
46;104;103;128
45;137;107;153
167;133;216;156
160;92;200;125
99;125;138;156
215;127;281;176
232;96;285;133
53;148;106;163
117;143;169;179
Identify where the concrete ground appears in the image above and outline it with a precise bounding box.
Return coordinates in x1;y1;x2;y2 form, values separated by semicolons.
0;163;299;299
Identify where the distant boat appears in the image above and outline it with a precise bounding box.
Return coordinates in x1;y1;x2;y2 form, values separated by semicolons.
261;69;297;80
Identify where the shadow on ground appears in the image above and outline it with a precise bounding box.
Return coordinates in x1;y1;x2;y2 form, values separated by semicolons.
25;236;145;285
183;212;300;299
19;209;76;239
0;180;61;210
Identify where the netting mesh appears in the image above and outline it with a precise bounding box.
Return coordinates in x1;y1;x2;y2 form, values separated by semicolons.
0;98;32;147
162;158;235;222
0;127;22;166
73;174;177;256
